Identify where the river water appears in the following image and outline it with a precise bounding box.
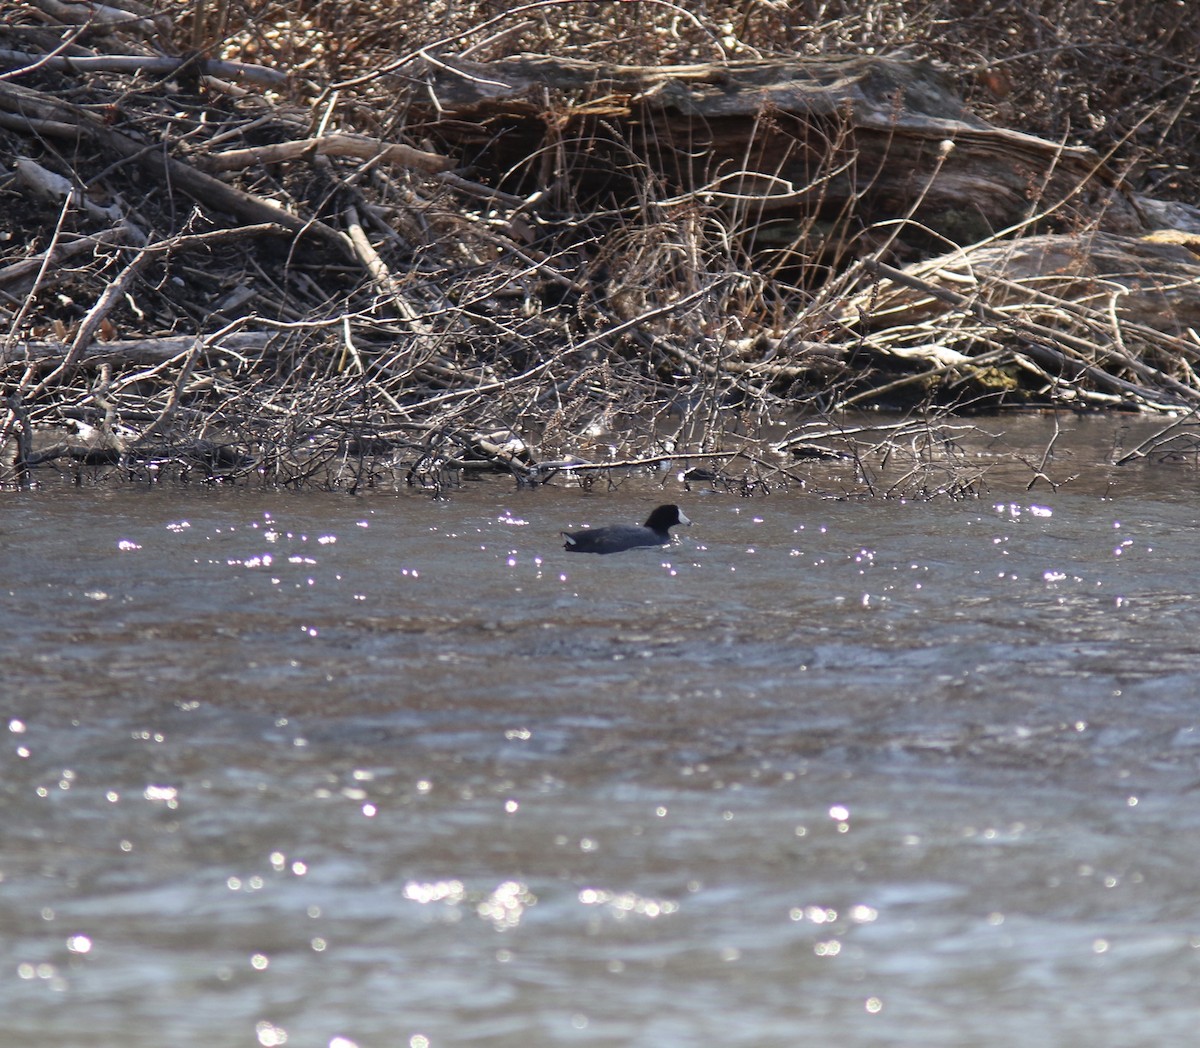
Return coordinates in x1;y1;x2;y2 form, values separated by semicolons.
4;416;1200;1047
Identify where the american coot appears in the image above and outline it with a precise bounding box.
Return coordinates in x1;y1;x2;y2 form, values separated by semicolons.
562;504;691;554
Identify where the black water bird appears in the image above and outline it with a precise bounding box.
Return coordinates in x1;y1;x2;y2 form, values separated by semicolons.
562;504;691;554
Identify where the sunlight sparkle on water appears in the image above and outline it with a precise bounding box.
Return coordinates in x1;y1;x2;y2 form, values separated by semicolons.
578;888;678;919
143;785;178;807
404;880;465;905
256;1021;287;1045
791;905;837;923
233;554;272;568
477;881;536;929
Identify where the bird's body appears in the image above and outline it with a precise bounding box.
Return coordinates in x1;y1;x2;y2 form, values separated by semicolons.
562;504;691;554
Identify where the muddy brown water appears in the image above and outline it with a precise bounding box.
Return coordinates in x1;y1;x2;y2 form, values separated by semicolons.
4;417;1200;1047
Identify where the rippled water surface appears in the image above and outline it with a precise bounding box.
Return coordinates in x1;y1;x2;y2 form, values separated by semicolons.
5;431;1200;1047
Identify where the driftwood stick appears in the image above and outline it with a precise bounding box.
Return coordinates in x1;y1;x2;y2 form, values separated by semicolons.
0;109;79;137
27;0;165;35
2;331;274;366
341;202;449;374
0;49;286;88
14;156;122;221
0;49;281;87
344;204;400;296
339;198;450;371
432;171;534;209
201;133;453;175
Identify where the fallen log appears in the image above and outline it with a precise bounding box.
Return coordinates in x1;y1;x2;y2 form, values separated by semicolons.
403;53;1143;247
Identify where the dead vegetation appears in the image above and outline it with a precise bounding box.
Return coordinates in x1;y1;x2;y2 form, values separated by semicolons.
2;0;1200;493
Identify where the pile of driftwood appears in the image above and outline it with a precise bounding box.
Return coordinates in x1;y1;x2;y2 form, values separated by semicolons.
3;1;1200;490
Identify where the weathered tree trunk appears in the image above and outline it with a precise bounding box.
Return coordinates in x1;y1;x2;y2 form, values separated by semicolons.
403;53;1143;252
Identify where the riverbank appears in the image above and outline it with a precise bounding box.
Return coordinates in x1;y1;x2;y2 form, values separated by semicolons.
3;1;1199;489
